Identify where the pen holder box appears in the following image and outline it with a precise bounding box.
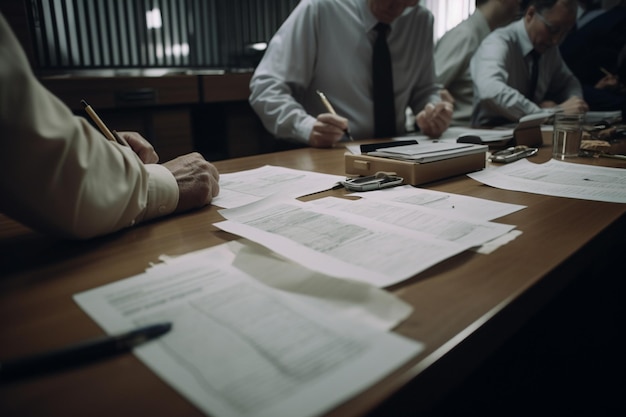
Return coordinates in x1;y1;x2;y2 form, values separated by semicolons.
345;151;486;186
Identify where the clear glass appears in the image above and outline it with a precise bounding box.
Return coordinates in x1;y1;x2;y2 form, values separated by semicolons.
552;113;584;160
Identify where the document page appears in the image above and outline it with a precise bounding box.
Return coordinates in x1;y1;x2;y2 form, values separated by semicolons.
154;241;413;331
307;197;515;248
350;185;526;221
468;159;626;203
74;243;423;417
368;143;486;163
402;127;515;143
216;197;473;287
213;165;344;209
346;128;513;154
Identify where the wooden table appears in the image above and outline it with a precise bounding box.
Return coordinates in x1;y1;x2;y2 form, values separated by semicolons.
1;139;625;416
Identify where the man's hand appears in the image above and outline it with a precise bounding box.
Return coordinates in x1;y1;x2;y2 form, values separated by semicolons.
558;96;589;114
415;102;453;138
595;73;619;90
117;131;159;164
439;89;455;106
162;152;220;213
309;113;349;148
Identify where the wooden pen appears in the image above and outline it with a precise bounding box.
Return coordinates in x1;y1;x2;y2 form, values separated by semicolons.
599;67;613;77
81;100;128;146
315;90;354;141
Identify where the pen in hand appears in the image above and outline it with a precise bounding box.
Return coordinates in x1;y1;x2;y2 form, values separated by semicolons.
599;67;613;77
0;322;172;382
81;99;129;146
315;90;355;141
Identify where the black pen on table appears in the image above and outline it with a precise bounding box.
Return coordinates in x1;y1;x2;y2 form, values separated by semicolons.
0;322;171;382
81;99;129;147
315;90;355;141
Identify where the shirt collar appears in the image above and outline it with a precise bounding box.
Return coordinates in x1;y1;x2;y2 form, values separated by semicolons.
360;0;378;32
514;19;535;57
471;9;491;40
361;2;421;33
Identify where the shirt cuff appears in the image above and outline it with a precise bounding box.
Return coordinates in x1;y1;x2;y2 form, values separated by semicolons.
142;164;179;221
294;116;317;145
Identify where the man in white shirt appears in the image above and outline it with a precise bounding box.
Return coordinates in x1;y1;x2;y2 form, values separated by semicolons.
434;0;522;125
249;0;453;148
0;14;220;239
470;0;588;126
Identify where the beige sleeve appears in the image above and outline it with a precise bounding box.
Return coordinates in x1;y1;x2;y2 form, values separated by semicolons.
0;14;178;239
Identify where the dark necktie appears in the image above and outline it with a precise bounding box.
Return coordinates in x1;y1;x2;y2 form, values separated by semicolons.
527;50;540;101
372;22;396;138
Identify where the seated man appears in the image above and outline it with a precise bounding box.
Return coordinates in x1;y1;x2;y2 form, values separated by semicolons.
0;14;220;239
560;1;626;110
249;0;452;148
470;0;588;127
434;0;522;125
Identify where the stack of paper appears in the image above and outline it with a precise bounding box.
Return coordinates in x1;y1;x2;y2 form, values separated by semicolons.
214;190;520;287
367;142;488;163
74;241;423;417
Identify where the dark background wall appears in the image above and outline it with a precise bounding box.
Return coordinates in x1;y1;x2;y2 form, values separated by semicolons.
1;0;300;161
23;0;298;72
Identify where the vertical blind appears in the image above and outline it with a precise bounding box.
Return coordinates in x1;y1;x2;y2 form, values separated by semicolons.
27;0;474;71
422;0;475;41
28;0;299;70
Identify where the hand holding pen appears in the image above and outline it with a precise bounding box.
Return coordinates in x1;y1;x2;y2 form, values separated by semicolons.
80;101;219;210
596;67;621;90
81;100;129;146
415;101;453;139
116;131;159;163
81;100;158;163
310;90;354;148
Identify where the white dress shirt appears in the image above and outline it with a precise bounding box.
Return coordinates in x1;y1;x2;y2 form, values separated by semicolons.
249;0;441;144
435;10;491;125
470;19;583;126
0;14;178;239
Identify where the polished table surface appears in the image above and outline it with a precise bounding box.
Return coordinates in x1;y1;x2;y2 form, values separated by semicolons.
1;137;625;416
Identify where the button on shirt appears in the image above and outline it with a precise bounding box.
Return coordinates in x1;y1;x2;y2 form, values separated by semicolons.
249;0;441;144
470;20;582;126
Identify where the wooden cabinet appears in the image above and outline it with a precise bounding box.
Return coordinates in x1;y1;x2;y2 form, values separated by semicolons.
201;73;253;103
39;72;271;162
42;75;199;110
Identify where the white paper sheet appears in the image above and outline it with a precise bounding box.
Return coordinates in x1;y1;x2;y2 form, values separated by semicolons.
404;127;515;143
349;185;526;221
306;197;515;248
213;165;345;209
74;243;423;417
585;110;622;123
367;143;487;163
468;159;626;203
345;127;514;154
154;240;413;331
216;197;472;287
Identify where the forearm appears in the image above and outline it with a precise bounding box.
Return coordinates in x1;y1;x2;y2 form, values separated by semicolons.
477;86;542;121
472;63;541;121
0;28;178;238
249;75;316;144
2;110;178;239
